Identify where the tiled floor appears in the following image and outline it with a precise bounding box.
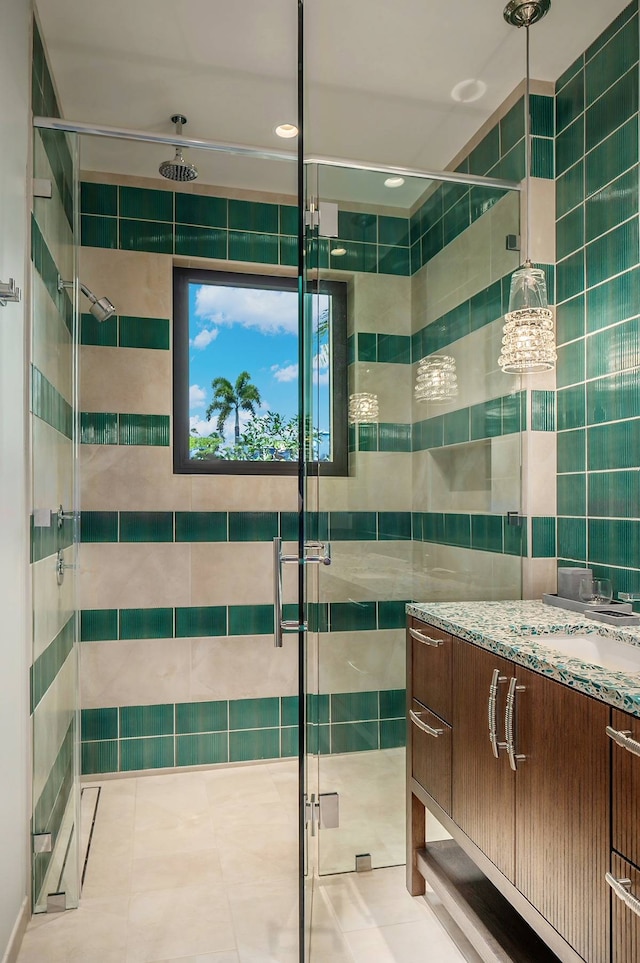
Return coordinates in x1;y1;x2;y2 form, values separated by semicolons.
17;757;479;963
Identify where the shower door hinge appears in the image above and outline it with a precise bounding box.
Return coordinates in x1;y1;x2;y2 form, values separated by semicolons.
305;792;340;835
33;178;53;199
305;201;338;237
32;833;52;854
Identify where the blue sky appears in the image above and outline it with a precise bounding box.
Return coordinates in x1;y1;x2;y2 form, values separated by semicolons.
188;282;330;449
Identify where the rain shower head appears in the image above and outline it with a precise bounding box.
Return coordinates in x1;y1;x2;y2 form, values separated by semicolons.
57;275;116;322
159;114;198;182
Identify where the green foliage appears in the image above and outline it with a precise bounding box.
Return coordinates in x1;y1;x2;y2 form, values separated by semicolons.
189;430;223;460
206;371;261;442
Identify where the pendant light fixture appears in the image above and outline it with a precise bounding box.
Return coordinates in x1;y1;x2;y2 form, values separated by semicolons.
414;355;458;403
498;0;556;374
348;393;379;424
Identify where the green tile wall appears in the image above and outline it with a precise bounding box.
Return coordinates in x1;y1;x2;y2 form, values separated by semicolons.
80;412;169;446
80;689;406;773
81;315;170;350
30;616;75;712
555;2;640;593
32;720;74;903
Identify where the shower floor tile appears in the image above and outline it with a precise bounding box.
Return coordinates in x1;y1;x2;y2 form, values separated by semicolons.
16;755;480;963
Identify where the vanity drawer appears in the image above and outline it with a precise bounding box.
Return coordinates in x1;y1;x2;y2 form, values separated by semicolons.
410;698;451;814
610;853;640;963
610;709;640;869
409;618;452;723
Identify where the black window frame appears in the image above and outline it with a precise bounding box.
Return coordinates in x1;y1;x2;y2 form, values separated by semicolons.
173;267;348;476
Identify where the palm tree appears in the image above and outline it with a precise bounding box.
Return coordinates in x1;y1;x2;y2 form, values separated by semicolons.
206;371;261;443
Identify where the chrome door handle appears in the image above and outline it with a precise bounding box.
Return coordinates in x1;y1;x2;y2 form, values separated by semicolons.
304;541;332;565
273;537;302;647
606;873;640;918
409;626;444;647
606;725;640;757
488;669;507;758
409;709;444;738
505;677;526;771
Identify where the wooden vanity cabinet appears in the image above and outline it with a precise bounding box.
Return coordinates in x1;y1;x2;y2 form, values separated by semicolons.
609;709;640;963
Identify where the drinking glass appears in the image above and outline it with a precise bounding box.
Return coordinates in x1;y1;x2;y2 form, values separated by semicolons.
579;577;613;606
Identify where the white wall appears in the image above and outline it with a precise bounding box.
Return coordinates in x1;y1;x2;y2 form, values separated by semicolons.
0;0;32;958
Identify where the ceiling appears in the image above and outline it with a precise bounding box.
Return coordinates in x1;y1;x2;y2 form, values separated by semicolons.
35;0;631;207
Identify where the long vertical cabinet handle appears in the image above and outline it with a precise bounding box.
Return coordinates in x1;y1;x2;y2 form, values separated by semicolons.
505;677;526;771
488;669;507;757
606;726;640;757
606;873;640;918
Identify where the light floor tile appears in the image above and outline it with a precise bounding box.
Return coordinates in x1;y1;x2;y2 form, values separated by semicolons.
318;865;430;932
344;917;470;962
126;885;236;962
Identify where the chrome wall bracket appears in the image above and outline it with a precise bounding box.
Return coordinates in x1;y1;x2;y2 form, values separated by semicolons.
305;792;340;835
57;505;76;529
46;892;66;914
33;833;52;854
56;549;74;586
0;278;21;306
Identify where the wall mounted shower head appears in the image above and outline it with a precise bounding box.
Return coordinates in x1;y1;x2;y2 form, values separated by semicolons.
159;115;198;182
57;275;116;322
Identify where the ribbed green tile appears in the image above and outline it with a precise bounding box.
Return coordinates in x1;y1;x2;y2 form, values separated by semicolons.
586;219;639;290
587;168;639;248
120;736;174;771
504;517;527;557
378;512;411;541
502;393;524;435
588;12;639;102
470;398;502;440
443;196;470;247
531;138;554;179
443;408;470;445
337;211;376;243
558;428;586;474
556;250;585;304
378;423;412;452
589;518;640;568
441;181;468;214
470;184;507;223
175;193;227;228
587;267;640;333
81;182;118;216
175;701;228;734
119;414;170;446
378;245;410;277
377;334;411;364
229;728;280;762
557;206;584;262
174;225;227;260
331;690;378;723
175;512;227;542
587;318;640;381
120;704;174;738
532;517;557;558
557;517;587;561
443;513;471;548
557;384;586;431
588;369;640;424
81;741;118;775
471;514;503;554
421;222;444;263
81;215;118;249
558;473;586;516
119;608;173;640
377;600;409;630
279;236;297;267
556;118;585;178
280;727;298;758
380;718;406;749
228;604;274;636
305;511;329;542
176;733;228;766
378;216;409;247
308;602;329;633
587;2;637;60
229;199;278;233
175;606;226;638
556;161;584;219
469;126;500;176
330;512;376;540
119;511;173;542
423;513;445;543
331;721;378;753
80;411;118;446
279;511;299;541
280;205;297;235
228;511;278;541
119;219;173;254
379;689;405;719
81;609;118;642
228;231;278;264
586;66;638;153
556;294;585;345
32;367;73;438
80;511;118;543
589;470;640;517
557;340;585;390
531;390;556;431
31;617;76;712
497;139;525;182
120;186;173;222
119;316;170;350
81;707;118;742
531;95;555;137
557;68;584;134
81;312;118;347
30;514;58;564
588;419;640;470
329;601;376;633
586;117;638;197
280;696;299;728
500;98;525;154
357;333;377;362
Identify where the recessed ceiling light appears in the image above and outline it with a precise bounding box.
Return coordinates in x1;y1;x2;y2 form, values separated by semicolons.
451;79;487;104
275;124;299;138
331;247;347;257
384;176;405;188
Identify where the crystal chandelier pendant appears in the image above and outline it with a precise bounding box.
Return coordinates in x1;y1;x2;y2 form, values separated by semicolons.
415;355;458;402
348;392;379;424
498;262;556;373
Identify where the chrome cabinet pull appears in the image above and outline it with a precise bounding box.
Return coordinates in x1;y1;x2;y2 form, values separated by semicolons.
409;626;444;647
606;725;640;758
409;709;444;738
488;669;507;758
505;677;526;771
606;873;640;918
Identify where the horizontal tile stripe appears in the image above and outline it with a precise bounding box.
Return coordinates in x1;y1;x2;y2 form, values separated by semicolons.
30;511;74;564
80;412;169;446
30;215;74;334
30;615;76;712
80;691;406;774
33;719;75;903
414;512;528;557
31;365;73;439
81;313;170;349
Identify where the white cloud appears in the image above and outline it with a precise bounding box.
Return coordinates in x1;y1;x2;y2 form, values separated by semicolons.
314;371;330;386
189;384;207;409
189;415;214;437
194;285;298;335
190;327;219;350
272;363;299;383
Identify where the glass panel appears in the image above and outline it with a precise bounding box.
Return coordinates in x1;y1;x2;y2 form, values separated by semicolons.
303;163;523;890
30;126;81;912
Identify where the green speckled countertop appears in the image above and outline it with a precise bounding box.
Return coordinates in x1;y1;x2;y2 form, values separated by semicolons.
407;600;640;717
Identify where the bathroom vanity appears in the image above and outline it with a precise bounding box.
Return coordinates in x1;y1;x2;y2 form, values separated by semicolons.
406;600;640;963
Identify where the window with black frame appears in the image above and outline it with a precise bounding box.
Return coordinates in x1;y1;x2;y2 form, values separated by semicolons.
173;268;347;475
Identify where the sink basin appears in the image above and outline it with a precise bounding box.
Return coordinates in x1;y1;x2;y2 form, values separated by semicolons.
532;633;640;673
